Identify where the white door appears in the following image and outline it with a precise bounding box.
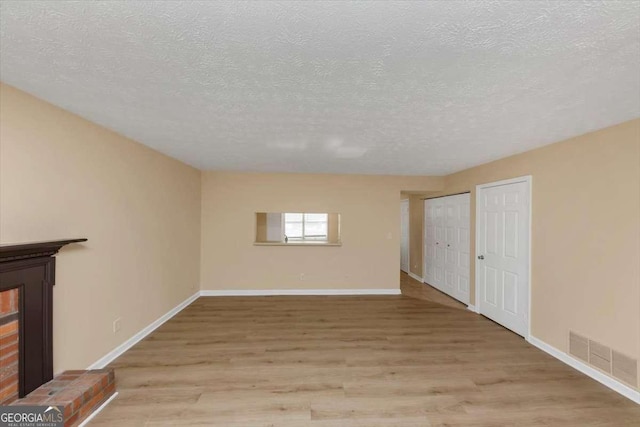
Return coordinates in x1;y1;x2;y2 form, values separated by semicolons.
424;197;446;291
433;199;446;290
400;199;410;273
476;177;531;337
445;194;470;304
423;200;436;285
424;194;470;304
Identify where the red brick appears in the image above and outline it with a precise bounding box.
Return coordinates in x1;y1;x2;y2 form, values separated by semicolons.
65;411;79;427
0;373;19;390
0;351;18;366
10;394;42;405
1;341;19;355
10;289;18;312
49;389;79;405
71;395;84;414
102;382;115;398
0;293;8;315
0;380;19;404
0;333;18;348
79;392;104;418
0;289;18;315
82;388;93;404
62;403;73;418
9;368;116;426
62;370;86;375
28;387;52;397
3;394;18;405
48;379;71;389
56;374;80;381
0;320;18;337
0;363;19;381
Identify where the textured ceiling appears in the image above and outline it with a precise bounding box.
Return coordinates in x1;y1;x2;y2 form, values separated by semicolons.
1;1;639;175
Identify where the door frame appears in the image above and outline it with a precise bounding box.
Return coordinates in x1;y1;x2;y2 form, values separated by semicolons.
474;175;532;340
422;198;429;284
400;199;410;274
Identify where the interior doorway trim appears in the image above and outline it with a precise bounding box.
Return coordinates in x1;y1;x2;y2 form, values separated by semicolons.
474;175;532;340
400;199;410;274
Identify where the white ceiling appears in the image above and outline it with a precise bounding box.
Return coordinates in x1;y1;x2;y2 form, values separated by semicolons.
1;1;639;175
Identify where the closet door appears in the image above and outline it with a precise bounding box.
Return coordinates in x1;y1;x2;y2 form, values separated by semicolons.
423;200;435;285
447;193;470;304
424;198;446;293
424;194;470;304
433;199;446;292
443;197;458;297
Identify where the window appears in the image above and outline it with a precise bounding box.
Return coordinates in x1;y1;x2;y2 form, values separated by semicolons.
284;213;328;241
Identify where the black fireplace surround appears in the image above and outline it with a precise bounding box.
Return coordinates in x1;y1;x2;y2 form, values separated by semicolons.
0;239;86;397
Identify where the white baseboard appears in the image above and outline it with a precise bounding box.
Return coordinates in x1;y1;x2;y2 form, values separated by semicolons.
87;292;199;369
78;392;119;427
408;272;424;282
467;304;478;313
200;289;401;296
528;335;640;405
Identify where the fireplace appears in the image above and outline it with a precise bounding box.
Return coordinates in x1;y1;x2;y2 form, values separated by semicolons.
0;288;20;404
0;239;86;402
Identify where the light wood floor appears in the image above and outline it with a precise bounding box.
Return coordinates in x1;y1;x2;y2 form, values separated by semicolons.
400;271;468;311
91;291;640;426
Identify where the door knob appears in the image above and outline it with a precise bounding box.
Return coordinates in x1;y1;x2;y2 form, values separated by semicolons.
477;255;485;260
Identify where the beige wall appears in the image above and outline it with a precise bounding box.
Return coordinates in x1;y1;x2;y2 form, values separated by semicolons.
201;172;443;290
0;84;202;373
442;119;640;388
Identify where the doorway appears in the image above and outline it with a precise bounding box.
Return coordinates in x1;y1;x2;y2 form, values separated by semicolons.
400;199;410;273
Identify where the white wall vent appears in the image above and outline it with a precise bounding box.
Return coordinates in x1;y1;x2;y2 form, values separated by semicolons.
569;331;589;362
612;350;638;388
570;331;638;387
588;339;612;374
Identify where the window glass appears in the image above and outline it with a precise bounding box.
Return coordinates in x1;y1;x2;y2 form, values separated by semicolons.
284;213;328;240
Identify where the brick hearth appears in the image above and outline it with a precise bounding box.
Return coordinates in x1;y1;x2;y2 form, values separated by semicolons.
11;369;116;427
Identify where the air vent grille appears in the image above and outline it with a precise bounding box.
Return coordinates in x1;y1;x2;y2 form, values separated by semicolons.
612;350;638;387
588;339;611;374
569;331;589;362
569;331;638;388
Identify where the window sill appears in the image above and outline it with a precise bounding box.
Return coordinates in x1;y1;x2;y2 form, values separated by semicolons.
253;241;342;247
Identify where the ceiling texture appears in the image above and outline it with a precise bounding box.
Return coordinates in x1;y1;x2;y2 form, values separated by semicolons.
1;1;639;175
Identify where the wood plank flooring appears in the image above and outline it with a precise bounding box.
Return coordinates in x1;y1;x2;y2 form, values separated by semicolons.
91;290;640;426
400;271;467;310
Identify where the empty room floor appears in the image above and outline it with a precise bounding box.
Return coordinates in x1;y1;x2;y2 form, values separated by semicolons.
90;295;640;426
399;272;468;311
